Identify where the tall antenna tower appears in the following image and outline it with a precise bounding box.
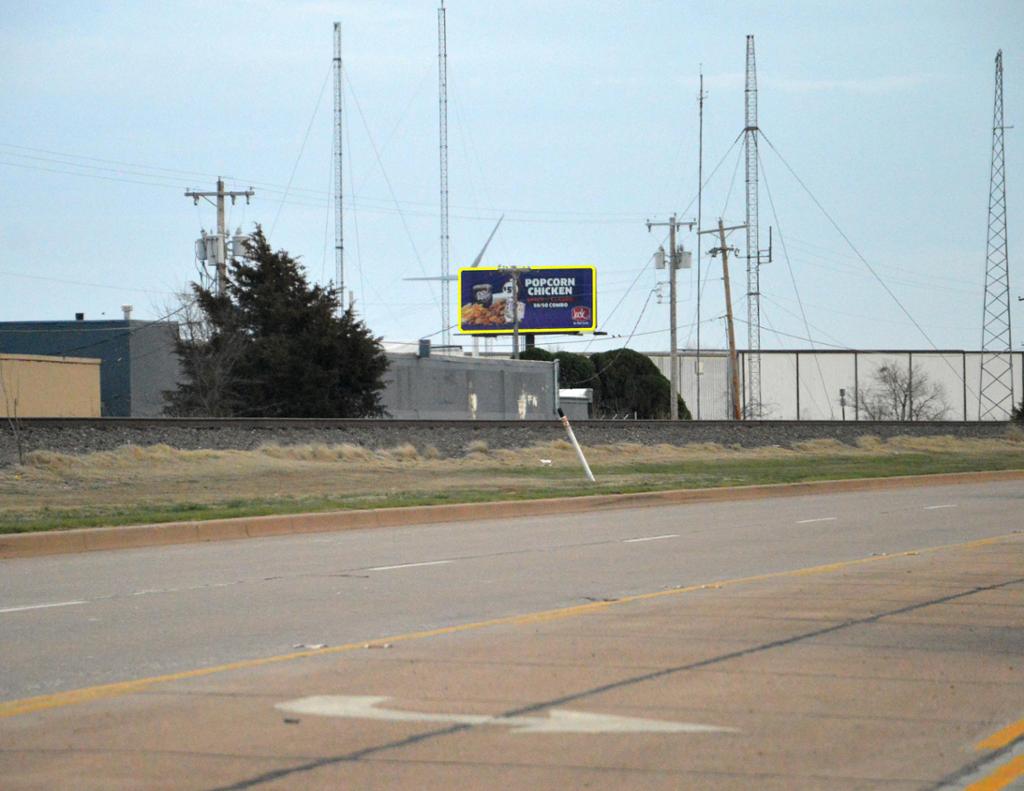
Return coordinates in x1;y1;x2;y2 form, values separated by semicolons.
438;1;451;347
333;22;345;308
979;49;1013;419
744;34;764;417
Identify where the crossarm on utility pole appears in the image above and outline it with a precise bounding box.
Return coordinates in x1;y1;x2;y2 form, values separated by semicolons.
185;179;255;295
700;222;745;420
646;215;695;419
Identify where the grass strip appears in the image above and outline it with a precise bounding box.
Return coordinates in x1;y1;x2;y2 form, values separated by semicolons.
3;451;1024;534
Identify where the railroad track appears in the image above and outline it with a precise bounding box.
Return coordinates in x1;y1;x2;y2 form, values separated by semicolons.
9;417;1003;430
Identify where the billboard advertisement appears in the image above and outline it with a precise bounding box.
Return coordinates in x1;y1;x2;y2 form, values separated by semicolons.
458;266;596;335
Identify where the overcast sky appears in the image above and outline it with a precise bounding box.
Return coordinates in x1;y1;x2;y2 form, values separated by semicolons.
1;0;1021;354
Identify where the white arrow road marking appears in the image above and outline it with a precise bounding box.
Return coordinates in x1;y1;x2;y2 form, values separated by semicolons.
0;600;87;614
275;695;736;735
622;534;679;543
368;560;453;572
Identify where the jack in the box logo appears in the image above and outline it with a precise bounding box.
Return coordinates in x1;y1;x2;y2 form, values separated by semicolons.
571;306;591;324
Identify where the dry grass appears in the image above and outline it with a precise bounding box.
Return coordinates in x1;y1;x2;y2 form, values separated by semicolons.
14;435;1024;483
3;434;1023;531
1005;425;1024;443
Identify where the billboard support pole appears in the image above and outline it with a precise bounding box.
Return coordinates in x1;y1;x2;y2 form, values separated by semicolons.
512;273;520;359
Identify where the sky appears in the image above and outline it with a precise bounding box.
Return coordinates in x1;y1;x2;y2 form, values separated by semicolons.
1;0;1022;356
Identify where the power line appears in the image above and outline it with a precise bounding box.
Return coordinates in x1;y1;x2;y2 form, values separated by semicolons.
0;269;175;296
4;306;189;358
0;151;668;226
343;70;440;314
270;62;332;236
758;147;835;417
730;317;852;349
758;132;976;397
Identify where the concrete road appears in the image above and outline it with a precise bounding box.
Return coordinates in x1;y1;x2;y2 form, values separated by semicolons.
1;479;1023;789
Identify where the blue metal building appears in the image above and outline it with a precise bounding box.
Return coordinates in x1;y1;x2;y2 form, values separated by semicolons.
0;319;181;417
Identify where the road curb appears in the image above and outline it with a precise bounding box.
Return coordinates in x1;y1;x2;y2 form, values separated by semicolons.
2;469;1022;559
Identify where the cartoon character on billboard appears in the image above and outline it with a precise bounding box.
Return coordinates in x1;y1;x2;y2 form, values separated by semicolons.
463;274;524;328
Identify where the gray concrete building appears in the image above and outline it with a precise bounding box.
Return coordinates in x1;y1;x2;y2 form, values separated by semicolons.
381;353;558;420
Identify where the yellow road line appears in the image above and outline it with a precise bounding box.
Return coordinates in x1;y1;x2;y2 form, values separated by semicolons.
977;719;1024;751
965;755;1024;791
0;531;1018;721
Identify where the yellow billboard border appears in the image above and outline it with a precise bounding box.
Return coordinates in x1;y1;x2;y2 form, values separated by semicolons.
456;265;597;335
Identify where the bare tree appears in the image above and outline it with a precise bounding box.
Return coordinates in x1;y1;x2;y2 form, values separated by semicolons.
744;399;780;420
857;362;949;421
163;290;246;417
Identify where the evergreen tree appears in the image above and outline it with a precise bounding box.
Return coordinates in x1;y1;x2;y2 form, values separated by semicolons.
516;347;554;362
167;226;388;418
553;351;598;391
589;348;691;419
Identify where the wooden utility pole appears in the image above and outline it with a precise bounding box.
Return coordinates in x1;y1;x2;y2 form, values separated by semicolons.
646;215;694;419
719;221;742;420
186;179;254;295
700;220;746;420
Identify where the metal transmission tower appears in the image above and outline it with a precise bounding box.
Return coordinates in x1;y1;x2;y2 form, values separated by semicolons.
743;34;770;417
333;22;345;309
437;1;451;347
979;49;1013;419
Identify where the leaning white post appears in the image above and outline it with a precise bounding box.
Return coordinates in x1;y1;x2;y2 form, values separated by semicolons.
558;408;596;483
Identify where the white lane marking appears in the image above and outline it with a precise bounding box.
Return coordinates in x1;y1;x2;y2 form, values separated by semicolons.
924;504;958;510
368;560;453;572
276;695;737;734
0;600;87;614
796;517;837;524
622;534;679;544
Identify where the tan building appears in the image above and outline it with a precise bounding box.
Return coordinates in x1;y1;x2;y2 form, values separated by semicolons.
0;354;101;418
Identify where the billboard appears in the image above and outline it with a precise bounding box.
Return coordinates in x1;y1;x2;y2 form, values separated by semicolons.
458;266;596;335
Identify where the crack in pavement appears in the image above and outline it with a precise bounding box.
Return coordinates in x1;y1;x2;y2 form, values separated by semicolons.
207;575;1024;790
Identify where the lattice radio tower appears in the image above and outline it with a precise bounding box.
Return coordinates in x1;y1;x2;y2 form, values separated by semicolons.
333;22;345;309
438;1;451;347
744;35;770;417
979;49;1013;419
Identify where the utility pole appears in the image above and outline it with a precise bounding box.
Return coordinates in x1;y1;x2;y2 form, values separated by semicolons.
696;68;706;420
647;215;694;419
979;49;1013;419
701;220;746;421
438;0;451;347
186;179;254;295
333;22;345;309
